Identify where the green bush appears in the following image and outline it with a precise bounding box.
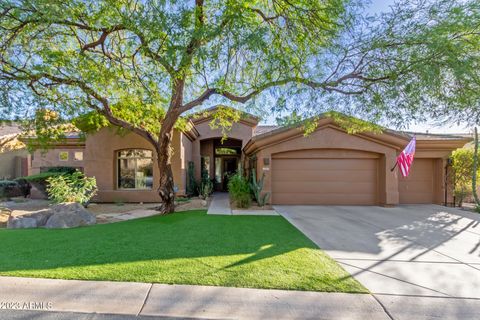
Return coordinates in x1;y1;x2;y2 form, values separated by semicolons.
234;192;252;208
451;148;477;206
23;171;63;183
0;180;19;199
0;179;31;199
43;166;77;174
46;171;97;206
228;171;251;208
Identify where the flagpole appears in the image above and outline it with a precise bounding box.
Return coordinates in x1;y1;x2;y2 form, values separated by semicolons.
390;161;398;172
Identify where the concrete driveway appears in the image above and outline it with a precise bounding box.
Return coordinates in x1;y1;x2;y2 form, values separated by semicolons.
275;205;480;299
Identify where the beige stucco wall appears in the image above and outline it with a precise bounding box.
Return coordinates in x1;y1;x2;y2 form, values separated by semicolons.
0;149;29;179
192;120;254;180
83;127;189;203
31;147;85;174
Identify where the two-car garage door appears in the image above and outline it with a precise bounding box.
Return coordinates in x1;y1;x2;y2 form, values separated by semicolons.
271;151;379;205
271;150;437;205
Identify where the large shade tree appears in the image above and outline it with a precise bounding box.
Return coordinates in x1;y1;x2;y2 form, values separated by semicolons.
0;0;478;213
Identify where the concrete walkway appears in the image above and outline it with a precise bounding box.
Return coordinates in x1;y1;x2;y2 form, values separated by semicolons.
207;192;279;216
0;276;388;320
207;192;231;215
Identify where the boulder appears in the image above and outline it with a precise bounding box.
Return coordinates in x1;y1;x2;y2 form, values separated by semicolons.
45;202;96;229
23;208;54;226
7;216;37;229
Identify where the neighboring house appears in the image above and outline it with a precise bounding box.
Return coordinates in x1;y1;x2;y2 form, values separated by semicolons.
27;107;470;205
0;123;29;180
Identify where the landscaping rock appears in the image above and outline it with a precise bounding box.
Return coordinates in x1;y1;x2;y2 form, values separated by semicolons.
45;202;96;229
22;208;54;226
7;216;37;229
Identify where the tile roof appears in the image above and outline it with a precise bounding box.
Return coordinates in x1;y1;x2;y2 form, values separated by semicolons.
393;131;472;141
254;125;280;136
0;123;23;137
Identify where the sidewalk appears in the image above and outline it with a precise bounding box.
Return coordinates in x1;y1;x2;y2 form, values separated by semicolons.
0;276;387;319
1;276;479;319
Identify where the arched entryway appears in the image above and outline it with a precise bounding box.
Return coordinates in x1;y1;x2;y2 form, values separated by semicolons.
200;138;242;191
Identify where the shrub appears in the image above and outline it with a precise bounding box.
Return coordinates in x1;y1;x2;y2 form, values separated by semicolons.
46;171;97;206
23;171;64;196
234;192;252;208
43;166;77;174
228;171;251;208
0;180;19;199
14;178;31;198
0;179;31;199
451;148;477;206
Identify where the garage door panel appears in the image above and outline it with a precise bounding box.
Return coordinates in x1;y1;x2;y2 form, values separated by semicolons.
272;158;377;171
272;181;377;193
399;158;434;204
272;169;375;182
272;157;378;205
273;192;377;205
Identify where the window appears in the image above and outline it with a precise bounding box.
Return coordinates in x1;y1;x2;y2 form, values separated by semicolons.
59;151;69;161
117;149;153;189
215;157;222;183
215;147;239;155
74;151;83;161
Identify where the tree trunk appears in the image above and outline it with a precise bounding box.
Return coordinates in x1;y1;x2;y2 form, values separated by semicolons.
156;128;176;214
472;127;480;206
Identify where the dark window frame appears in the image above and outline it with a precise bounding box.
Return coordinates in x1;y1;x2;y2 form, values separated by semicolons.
116;149;154;190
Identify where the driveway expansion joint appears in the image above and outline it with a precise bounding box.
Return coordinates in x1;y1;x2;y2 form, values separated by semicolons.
137;283;153;316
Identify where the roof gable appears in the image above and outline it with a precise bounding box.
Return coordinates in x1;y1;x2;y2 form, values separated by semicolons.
244;115;471;154
189;105;259;127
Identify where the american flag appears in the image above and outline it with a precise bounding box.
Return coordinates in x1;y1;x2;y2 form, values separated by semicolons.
397;136;416;177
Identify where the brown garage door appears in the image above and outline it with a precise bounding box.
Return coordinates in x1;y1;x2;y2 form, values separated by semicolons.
399;158;434;204
271;157;378;205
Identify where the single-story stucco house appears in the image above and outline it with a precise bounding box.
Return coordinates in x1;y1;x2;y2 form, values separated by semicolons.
26;107;471;206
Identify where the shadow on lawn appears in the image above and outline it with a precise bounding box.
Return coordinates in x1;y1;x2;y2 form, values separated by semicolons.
0;211;319;274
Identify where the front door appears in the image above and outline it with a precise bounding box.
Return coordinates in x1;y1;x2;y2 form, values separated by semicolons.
222;157;238;191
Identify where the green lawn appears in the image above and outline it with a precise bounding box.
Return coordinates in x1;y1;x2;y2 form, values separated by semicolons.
0;210;366;293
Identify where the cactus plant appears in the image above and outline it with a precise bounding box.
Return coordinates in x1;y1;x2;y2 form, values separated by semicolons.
250;170;269;207
186;161;198;197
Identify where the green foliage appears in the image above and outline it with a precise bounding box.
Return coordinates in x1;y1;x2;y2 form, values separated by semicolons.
228;170;252;208
72;112;110;133
0;179;31;199
23;171;64;183
0;210;367;293
186;161;198;197
0;180;18;199
452;148;476;206
250;170;269;207
44;166;77;174
46;171;97;206
472;128;480;206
